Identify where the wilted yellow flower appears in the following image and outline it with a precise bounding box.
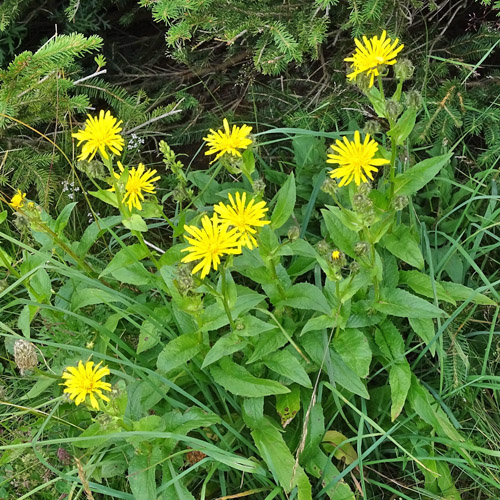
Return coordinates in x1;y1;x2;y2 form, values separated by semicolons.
203;118;252;162
9;190;26;210
72;110;125;161
327;131;389;187
61;360;112;410
116;162;160;211
213;191;270;250
345;30;404;88
181;214;242;279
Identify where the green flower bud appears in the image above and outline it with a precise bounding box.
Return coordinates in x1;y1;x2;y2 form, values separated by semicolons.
316;239;332;257
385;100;403;122
393;195;409;211
353;72;372;93
354;241;370;257
321;177;338;197
176;265;195;295
357;182;372;196
350;261;361;274
394;58;415;81
363;120;382;136
287;226;300;241
253;178;266;196
405;90;423;110
14;339;38;375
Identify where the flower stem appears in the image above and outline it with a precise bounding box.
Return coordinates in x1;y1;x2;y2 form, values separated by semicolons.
221;266;236;331
377;73;385;102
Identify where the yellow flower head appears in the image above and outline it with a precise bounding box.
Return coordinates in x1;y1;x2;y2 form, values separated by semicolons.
61;360;112;410
9;190;26;210
117;162;160;211
345;30;404;88
181;214;243;279
203;118;252;162
213;191;270;250
332;250;341;260
72;110;125;161
327;131;389;187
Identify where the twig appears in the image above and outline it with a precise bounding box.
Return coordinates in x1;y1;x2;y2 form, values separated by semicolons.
123;99;184;135
73;69;108;85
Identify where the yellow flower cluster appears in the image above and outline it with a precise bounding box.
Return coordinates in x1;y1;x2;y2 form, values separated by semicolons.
72;111;159;210
181;191;269;279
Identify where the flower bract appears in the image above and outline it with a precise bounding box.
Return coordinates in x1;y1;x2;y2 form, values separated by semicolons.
72;110;125;161
9;190;26;210
181;214;242;279
61;360;112;410
345;30;404;88
203;118;252;162
213;191;270;249
327;131;389;187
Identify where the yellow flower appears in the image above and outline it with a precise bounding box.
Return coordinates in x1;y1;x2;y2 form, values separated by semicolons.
345;30;404;88
115;162;160;211
181;214;242;279
9;190;26;210
213;191;270;250
327;131;389;187
72;110;125;161
203;118;252;162
332;250;341;260
61;360;112;410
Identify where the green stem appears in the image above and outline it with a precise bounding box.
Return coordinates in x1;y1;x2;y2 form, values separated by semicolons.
221;267;236;331
389;135;398;199
377;73;385;102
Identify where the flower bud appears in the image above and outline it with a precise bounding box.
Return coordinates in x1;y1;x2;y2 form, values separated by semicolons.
13;339;38;375
363;120;382;136
357;182;372;196
321;177;338;197
393;195;409;211
316;239;331;257
394;58;415;81
176;265;195;295
287;226;300;241
354;241;370;257
350;261;361;274
253;178;266;196
405;90;423;110
385;100;403;122
353;72;371;93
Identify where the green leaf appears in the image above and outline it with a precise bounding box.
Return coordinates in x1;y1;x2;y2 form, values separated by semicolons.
330;350;369;399
375;320;405;360
210;358;290;397
0;246;12;268
128;452;158;500
322;430;357;464
333;328;372;378
375;288;446;319
322;207;358;258
202;333;248;368
122;214;148;232
326;205;364;233
388;108;416;145
276;385;301;427
278;282;331;315
389;362;411;421
54;202;77;234
157;332;202;374
100;243;152;286
77;215;122;256
271;172;296;229
393;153;452;196
251;418;312;498
366;86;387;118
301;314;335;336
263;349;312;388
0;210;7;224
399;270;456;304
235;315;276;337
440;281;496;306
382;225;424;270
409;317;436;356
89;188;119;208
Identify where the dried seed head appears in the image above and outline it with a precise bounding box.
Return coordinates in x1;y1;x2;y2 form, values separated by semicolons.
13;339;38;375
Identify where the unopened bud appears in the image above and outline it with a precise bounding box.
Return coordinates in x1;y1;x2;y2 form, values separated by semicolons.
394;58;415;81
321;177;338;197
405;90;423;110
176;265;195;295
287;226;300;241
316;239;331;257
354;241;370;257
393;195;409;211
353;72;371;93
385;100;403;122
350;261;361;274
363;120;382;136
14;339;38;375
253;178;266;195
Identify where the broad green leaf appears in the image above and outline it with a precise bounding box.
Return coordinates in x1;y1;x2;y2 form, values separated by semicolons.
393;153;452;196
157;332;202;374
388;108;416;145
251;418;312;499
271;173;296;229
21;375;56;400
202;333;248;368
322;431;357;464
77;215;122;256
322;208;358;258
29;268;52;303
247;327;287;363
54;202;77;235
389;362;411;421
210;358;290;397
276;385;301;427
367;86;386;118
301;314;335;336
382;225;424;270
375;320;405;360
0;246;12;268
160;462;196;500
71;287;124;311
0;210;6;224
375;288;446;319
399;270;455;304
122;214;148;232
409;317;436;356
89;188;119;208
330;350;369;399
333;328;372;378
278;282;331;315
74;421;122;449
128;452;158;500
100;243;152;286
235;314;276;337
263;349;312;388
326;205;364;233
440;281;496;306
138;320;161;354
